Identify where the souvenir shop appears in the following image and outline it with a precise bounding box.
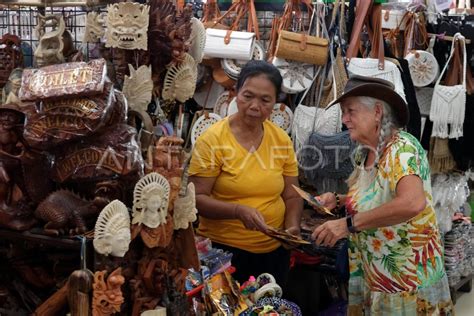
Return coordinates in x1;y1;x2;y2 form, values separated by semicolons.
0;0;473;315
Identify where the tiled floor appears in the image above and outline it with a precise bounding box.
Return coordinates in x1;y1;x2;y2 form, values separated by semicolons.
454;289;474;315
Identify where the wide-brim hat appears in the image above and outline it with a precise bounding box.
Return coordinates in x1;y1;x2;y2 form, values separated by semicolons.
326;75;409;127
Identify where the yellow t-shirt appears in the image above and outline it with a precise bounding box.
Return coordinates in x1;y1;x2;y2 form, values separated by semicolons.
188;117;298;253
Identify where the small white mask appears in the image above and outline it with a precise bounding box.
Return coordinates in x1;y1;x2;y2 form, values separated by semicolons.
132;172;170;228
93;200;131;257
173;182;197;230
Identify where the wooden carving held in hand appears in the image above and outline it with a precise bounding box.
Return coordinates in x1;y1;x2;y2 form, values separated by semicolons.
92;268;125;316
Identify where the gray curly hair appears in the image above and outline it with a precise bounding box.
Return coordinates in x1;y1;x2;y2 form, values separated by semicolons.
347;96;400;187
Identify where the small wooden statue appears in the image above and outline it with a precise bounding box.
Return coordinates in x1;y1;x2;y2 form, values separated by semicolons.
92;268;125;316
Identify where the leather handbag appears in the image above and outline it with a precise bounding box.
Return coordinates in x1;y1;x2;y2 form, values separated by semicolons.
203;29;256;60
202;0;258;61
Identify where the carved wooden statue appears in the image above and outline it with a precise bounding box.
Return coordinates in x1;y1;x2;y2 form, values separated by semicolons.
0;103;37;231
123;64;153;112
92;268;125;316
131;173;174;248
83;12;105;44
34;14;65;67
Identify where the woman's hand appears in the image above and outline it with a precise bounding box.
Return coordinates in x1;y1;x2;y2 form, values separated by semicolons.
285;226;301;237
236;205;268;232
311;218;348;247
315;192;337;211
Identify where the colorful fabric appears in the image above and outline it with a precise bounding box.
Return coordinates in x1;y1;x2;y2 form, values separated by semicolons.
345;131;454;315
188;117;298;253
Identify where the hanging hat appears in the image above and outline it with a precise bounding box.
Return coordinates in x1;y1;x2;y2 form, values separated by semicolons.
326;75;409;127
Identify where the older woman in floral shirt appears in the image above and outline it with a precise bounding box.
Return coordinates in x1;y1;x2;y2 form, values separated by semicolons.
312;76;454;315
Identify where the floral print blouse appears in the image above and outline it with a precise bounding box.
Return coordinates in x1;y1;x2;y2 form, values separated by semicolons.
345;131;453;315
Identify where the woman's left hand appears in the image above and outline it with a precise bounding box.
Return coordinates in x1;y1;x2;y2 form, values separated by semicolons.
312;218;349;247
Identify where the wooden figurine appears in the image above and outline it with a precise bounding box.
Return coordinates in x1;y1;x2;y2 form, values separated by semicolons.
68;236;93;316
35;190;109;235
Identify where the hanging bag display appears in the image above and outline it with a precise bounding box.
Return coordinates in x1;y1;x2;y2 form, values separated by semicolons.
430;33;467;139
346;1;406;101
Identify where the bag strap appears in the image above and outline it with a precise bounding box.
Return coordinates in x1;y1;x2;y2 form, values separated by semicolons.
445;40;462;86
280;0;313;32
403;11;428;56
267;17;281;61
211;0;260;43
248;0;260;40
366;4;385;69
202;0;221;23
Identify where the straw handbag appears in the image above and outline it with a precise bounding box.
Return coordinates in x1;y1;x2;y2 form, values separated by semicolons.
274;1;328;65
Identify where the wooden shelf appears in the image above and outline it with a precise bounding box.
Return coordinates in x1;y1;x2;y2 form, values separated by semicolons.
0;228;85;249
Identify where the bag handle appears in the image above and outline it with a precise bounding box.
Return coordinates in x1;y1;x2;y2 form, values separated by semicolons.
436;33;467;88
346;0;373;60
403;11;428;56
211;0;260;44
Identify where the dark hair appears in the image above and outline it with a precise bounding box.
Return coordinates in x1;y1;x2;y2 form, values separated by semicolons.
236;60;282;98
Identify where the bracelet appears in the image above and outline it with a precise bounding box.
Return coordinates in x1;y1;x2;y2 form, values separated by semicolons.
346;214;359;233
333;192;340;210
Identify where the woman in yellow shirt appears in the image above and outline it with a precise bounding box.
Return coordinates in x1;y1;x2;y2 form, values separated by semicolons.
188;61;303;285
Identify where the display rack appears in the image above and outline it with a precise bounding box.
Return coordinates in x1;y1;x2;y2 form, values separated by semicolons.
450;274;473;304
